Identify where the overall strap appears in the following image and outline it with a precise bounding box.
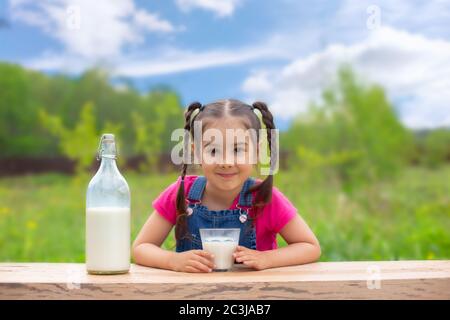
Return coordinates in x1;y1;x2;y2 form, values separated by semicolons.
187;176;207;201
238;177;256;207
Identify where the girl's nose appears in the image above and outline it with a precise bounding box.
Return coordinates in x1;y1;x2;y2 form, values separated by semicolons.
220;163;233;168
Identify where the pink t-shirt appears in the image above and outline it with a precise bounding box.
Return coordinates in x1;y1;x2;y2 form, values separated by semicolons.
152;175;298;251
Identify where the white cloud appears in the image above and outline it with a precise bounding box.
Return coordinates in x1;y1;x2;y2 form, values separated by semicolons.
133;9;176;33
24;35;289;76
242;27;450;129
9;0;177;59
13;0;265;75
176;0;242;17
115;44;285;77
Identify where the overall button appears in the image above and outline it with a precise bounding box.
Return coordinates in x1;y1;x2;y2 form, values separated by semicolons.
239;213;248;223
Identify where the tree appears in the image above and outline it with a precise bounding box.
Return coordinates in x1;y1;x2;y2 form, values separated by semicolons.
132;89;184;172
419;129;450;168
0;62;185;164
39;102;122;174
282;66;413;190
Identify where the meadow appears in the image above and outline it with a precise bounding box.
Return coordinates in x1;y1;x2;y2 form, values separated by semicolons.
1;165;449;262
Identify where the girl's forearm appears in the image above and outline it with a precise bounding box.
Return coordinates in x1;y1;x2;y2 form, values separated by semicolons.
132;243;176;271
264;242;321;269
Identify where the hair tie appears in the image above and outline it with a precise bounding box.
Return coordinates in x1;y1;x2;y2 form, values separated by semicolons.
252;107;265;129
189;105;202;127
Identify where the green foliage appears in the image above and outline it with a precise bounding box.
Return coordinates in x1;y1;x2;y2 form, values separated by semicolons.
282;66;414;190
132;111;162;171
0;63;57;156
416;129;450;168
39;102;122;174
0;62;184;165
132;90;184;172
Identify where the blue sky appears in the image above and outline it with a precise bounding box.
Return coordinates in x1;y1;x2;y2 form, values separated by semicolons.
1;0;450;130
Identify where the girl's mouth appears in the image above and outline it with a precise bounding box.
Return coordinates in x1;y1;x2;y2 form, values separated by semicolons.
216;173;237;179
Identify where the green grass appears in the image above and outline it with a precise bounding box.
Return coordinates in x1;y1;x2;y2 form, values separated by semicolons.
0;166;449;262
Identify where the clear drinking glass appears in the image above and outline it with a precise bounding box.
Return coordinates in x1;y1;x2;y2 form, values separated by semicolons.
199;228;240;271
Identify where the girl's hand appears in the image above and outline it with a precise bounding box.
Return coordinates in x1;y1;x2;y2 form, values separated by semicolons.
233;246;270;270
170;250;216;273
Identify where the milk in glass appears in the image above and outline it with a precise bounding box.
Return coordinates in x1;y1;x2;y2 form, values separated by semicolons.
202;237;238;271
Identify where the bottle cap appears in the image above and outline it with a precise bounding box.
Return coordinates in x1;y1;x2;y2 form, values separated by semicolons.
101;133;115;142
97;133;117;160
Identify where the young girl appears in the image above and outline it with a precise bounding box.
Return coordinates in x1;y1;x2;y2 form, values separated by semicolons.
133;99;320;273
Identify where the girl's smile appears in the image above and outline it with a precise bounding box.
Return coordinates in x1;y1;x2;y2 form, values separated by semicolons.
216;172;238;179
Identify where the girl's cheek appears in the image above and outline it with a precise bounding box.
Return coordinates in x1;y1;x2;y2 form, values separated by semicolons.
238;152;256;165
241;165;255;174
202;152;221;164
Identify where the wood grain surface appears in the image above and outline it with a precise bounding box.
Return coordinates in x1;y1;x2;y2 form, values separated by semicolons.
1;260;449;300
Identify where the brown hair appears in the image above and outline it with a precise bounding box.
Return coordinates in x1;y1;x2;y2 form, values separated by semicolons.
175;99;277;241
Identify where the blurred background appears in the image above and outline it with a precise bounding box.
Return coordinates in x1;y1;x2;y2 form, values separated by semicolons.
0;0;449;262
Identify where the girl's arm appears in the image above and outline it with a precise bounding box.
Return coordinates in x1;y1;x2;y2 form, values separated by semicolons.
264;214;321;268
234;214;321;270
132;210;177;270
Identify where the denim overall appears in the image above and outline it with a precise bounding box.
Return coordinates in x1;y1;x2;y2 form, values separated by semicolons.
176;176;257;252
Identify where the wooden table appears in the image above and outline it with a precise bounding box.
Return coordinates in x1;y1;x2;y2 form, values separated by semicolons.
1;261;449;299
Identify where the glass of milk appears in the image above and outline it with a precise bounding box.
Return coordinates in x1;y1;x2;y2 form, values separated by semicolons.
199;228;240;272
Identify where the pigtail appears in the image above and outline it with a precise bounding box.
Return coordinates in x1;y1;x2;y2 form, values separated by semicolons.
247;101;277;219
175;101;202;241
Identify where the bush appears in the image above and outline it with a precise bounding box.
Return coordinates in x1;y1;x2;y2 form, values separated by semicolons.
281;66;414;191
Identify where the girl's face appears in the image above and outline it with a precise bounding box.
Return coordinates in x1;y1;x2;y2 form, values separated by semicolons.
195;117;258;192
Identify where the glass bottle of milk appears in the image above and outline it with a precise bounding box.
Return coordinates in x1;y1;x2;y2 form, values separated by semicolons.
86;134;130;274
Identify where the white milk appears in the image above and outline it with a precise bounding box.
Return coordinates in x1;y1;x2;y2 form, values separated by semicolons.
202;237;238;271
86;207;130;273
